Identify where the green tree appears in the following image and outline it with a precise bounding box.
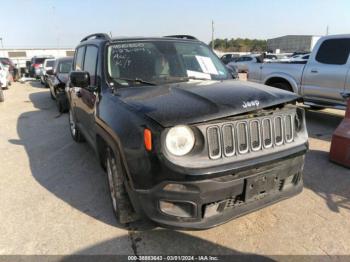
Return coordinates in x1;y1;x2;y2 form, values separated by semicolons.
209;38;267;52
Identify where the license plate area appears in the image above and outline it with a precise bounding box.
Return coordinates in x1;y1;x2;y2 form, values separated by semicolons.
244;172;278;201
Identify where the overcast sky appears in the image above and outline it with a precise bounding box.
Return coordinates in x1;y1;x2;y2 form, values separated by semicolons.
1;0;349;48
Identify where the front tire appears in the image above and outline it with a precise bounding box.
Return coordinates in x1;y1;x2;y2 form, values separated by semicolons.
269;82;293;92
106;147;139;225
50;88;55;100
2;82;8;90
56;93;68;113
68;109;85;142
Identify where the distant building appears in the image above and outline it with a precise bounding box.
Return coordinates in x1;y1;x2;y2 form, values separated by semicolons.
0;48;75;69
267;35;322;53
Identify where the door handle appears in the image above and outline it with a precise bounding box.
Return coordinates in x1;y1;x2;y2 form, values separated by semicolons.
310;69;318;73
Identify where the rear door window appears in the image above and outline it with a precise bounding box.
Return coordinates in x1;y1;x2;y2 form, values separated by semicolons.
83;46;98;85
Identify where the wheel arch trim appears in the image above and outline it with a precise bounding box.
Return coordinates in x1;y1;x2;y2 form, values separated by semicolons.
95;118;136;189
263;73;299;94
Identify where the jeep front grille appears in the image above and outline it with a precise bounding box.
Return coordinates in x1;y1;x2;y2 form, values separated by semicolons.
262;118;273;148
237;122;248;154
222;124;235;156
207;126;221;159
274;116;283;145
207;113;295;159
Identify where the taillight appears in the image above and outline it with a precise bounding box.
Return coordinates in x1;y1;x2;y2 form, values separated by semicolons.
33;64;40;68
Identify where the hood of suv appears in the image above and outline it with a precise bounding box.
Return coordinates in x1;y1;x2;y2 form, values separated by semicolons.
118;79;299;127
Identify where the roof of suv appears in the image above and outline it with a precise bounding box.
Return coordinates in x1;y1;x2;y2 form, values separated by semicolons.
78;33;201;46
55;57;73;62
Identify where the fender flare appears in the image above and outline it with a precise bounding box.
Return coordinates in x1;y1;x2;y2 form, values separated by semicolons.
95;119;135;189
263;73;299;94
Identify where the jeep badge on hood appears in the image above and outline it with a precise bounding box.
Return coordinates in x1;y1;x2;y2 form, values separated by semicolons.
242;100;260;109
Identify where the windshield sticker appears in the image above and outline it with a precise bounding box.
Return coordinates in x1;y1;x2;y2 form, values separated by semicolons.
195;56;219;75
110;43;150;69
186;70;211;80
113;43;145;49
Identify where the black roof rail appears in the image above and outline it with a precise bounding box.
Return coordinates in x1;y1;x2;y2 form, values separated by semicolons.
80;33;111;42
164;35;198;40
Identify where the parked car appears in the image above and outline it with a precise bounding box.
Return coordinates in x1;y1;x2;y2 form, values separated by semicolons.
220;53;239;64
289;53;310;63
227;54;263;73
47;57;72;113
0;62;11;89
28;56;54;78
276;55;293;62
263;54;278;62
226;64;239;79
66;33;308;229
41;59;56;87
0;63;9;102
291;51;309;57
0;57;19;81
248;34;350;109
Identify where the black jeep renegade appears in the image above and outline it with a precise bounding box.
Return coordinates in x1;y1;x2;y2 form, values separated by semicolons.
66;33;308;229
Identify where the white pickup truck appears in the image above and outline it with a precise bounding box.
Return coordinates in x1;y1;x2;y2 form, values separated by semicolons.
248;34;350;109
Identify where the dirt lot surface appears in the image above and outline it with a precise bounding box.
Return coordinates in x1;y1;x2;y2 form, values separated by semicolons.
1;81;350;257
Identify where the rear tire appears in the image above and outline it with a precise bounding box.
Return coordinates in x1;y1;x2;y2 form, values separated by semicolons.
68;109;85;142
268;82;293;92
106;147;139;225
0;87;4;102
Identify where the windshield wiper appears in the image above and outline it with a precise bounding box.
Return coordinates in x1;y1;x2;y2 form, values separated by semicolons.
159;76;211;83
113;77;157;86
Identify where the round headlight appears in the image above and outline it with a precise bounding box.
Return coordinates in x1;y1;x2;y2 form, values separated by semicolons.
165;125;195;156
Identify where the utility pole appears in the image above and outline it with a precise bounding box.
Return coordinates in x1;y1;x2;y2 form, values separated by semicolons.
211;20;215;49
109;31;113;38
326;25;329;35
0;38;3;49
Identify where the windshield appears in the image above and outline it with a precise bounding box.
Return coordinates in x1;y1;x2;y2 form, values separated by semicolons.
46;60;55;67
107;40;229;86
58;61;72;73
34;58;46;64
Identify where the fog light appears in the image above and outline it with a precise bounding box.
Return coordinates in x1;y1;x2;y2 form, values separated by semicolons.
159;200;195;218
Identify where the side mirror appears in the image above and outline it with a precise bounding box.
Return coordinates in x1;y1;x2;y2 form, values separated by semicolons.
46;69;54;75
226;65;238;79
70;71;90;88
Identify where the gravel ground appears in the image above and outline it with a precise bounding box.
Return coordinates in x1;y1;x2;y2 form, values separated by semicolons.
0;81;349;257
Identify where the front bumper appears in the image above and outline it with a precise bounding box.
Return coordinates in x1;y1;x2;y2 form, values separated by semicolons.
133;153;305;229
